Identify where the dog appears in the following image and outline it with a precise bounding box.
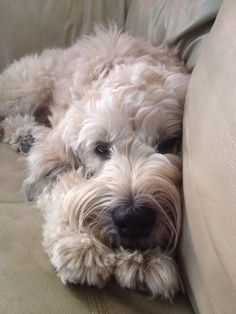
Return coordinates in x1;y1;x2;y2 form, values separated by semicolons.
0;25;189;299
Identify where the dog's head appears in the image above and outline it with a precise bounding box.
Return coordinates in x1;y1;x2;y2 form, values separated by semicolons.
27;58;188;254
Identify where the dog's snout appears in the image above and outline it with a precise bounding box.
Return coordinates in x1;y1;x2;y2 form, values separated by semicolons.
112;205;156;239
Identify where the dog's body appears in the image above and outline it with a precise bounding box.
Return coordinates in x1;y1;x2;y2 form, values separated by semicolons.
0;25;189;299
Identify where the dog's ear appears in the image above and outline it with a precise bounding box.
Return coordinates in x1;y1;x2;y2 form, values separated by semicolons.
24;127;79;201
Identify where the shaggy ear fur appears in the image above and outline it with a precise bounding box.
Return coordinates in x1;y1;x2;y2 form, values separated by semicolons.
24;126;79;201
23;101;86;200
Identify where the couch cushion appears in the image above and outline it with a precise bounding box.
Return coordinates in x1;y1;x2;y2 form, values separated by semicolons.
0;202;92;314
0;143;26;203
125;0;222;71
181;0;236;313
0;0;127;71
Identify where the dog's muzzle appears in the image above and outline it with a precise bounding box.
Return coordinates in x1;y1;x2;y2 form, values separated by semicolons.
112;204;156;240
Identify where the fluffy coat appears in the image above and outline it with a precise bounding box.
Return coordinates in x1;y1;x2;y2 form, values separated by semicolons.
0;25;189;299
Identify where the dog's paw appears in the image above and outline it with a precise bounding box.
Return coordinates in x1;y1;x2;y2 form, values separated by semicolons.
13;133;35;153
1;114;40;154
49;234;116;288
115;248;181;299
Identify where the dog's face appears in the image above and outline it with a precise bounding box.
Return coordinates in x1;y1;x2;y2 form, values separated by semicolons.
53;63;186;253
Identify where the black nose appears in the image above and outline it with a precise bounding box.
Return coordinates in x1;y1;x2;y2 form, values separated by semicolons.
112;204;156;239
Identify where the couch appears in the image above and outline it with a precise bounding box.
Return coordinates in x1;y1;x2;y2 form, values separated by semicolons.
1;1;235;313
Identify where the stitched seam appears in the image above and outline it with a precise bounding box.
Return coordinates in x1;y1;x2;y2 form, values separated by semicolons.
85;288;108;314
85;288;97;314
95;290;108;314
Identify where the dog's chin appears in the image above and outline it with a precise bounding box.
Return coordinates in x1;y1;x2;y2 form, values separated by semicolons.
118;238;158;251
106;234;163;252
95;225;170;252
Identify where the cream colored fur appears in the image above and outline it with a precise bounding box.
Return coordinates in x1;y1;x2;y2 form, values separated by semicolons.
0;25;189;299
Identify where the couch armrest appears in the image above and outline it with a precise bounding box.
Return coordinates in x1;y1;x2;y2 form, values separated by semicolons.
125;0;222;71
181;0;236;313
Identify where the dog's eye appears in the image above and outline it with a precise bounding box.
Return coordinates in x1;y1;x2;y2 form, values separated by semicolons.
95;143;111;159
157;136;181;154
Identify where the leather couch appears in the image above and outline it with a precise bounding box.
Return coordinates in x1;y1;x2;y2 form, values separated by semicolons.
2;1;235;313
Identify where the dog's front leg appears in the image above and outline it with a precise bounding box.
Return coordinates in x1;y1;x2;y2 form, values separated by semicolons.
115;248;182;299
39;169;116;288
23;126;74;201
44;231;116;288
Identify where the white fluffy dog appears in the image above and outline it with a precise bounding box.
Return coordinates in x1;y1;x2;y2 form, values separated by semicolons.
0;25;189;299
